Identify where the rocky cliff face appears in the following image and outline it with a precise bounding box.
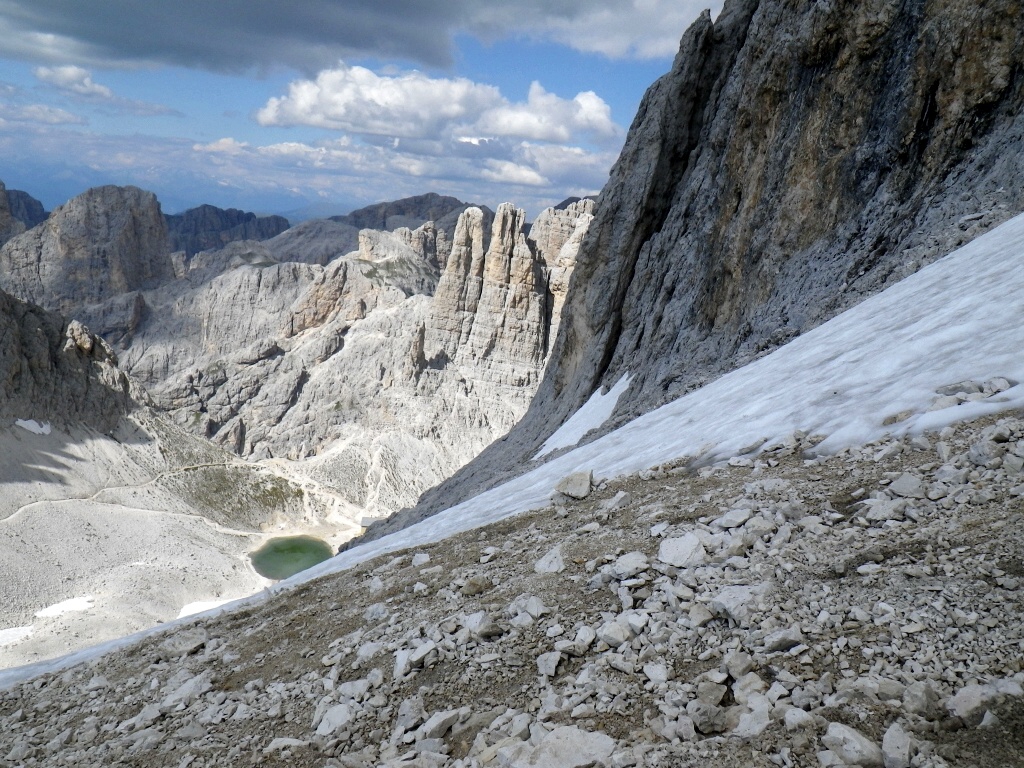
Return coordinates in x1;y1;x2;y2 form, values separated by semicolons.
165;204;290;257
0;185;174;314
0;181;26;247
261;218;361;266
0;288;134;432
401;0;1024;525
0;178;591;519
92;202;591;516
6;188;47;229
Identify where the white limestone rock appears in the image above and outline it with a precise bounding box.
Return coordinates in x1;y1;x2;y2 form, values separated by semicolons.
315;703;353;737
535;545;566;574
822;722;883;767
708;584;770;626
657;534;707;568
882;722;913;768
555;471;593;500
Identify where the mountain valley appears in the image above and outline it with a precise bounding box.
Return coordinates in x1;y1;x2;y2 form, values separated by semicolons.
1;0;1023;766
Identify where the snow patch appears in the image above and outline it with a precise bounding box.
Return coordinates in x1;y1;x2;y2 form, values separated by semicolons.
15;419;51;436
535;374;631;458
35;595;94;618
177;599;235;619
0;627;34;647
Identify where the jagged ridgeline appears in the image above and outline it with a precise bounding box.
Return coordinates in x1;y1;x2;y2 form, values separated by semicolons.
402;0;1024;528
0;180;595;518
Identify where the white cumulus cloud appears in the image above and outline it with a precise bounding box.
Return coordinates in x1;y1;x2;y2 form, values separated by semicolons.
258;65;620;147
34;65;113;98
474;82;618;143
257;64;502;138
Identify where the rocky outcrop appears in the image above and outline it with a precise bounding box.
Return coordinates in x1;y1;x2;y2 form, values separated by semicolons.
262;218;360;266
410;0;1024;521
0;181;26;247
332;192;491;236
0;185;174;314
528;199;596;345
424;204;552;389
165;204;290;257
0;288;134;432
6;188;47;229
0;175;591;519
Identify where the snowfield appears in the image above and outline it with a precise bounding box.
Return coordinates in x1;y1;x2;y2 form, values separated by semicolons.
2;209;1024;690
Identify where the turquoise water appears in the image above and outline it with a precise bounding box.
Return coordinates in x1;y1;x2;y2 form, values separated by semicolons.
249;535;333;580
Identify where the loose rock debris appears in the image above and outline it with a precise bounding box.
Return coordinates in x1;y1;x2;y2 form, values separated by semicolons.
2;413;1024;767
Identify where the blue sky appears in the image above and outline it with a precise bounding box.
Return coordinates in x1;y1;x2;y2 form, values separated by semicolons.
0;1;721;219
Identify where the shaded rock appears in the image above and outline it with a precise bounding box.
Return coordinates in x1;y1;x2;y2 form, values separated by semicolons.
0;185;173;314
165;204;289;257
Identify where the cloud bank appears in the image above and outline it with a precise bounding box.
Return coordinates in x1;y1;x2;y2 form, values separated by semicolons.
0;0;722;72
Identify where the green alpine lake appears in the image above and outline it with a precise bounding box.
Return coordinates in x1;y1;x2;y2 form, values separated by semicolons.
248;535;334;580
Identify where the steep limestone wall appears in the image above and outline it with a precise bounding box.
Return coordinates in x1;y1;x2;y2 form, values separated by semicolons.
399;0;1024;530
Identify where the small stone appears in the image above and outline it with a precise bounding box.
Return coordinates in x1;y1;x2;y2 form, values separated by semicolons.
537;652;562;677
822;722;883;767
596;621;631;648
535;546;566;574
411;552;431;567
732;706;770;740
464;611;503;639
724;650;755;679
555;471;593;500
421;709;460;739
714;506;753;529
263;737;309;753
709;584;768;626
521;726;615;768
784;708;815;731
888;473;925;498
762;625;803;653
689;604;714;627
947;684;996;726
460;575;492;596
882;722;912;768
157;627;208;659
643;663;669;685
316;703;353;737
602;491;632;510
696;681;727;706
657;534;707;568
686;701;727;734
611;551;649;578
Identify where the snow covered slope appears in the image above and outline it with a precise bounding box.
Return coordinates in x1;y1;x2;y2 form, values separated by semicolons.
301;206;1024;569
3;208;1023;688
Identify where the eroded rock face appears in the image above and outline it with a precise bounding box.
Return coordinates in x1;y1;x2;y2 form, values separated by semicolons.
100;203;591;516
548;0;1024;429
0;181;26;247
0;185;174;314
0;288;133;433
410;0;1024;522
0;177;592;517
165;204;289;257
6;188;47;229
